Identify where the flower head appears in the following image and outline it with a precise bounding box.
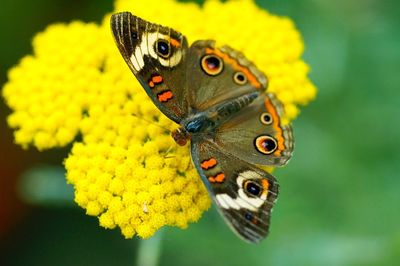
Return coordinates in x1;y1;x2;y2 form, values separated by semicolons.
2;0;316;239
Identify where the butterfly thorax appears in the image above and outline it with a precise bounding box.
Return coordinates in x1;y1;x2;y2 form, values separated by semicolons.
171;91;259;146
171;114;214;146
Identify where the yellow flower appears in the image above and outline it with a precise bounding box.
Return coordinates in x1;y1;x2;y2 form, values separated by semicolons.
2;0;317;239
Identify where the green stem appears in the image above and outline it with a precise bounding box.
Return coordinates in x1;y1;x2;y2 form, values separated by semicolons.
136;230;164;266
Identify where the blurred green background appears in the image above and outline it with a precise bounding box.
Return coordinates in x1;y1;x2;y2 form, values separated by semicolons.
1;0;399;265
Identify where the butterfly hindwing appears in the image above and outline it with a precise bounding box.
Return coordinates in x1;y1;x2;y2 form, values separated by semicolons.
191;139;279;243
215;93;294;166
111;12;189;122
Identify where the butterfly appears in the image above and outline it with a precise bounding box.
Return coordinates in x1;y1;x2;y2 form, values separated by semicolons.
110;12;294;243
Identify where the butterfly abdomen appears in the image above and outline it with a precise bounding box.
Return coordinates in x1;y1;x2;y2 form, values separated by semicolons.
213;91;259;122
181;91;259;136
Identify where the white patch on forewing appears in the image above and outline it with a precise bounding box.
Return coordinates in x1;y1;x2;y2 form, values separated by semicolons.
216;192;262;212
130;52;142;71
216;194;241;210
236;171;261;184
215;171;268;211
147;32;158;59
237;171;267;201
235;196;257;210
238;190;264;210
135;41;146;69
130;32;182;71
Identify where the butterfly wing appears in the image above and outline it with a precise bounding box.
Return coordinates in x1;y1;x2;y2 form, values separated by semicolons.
111;12;189;123
191;139;279;243
184;39;292;165
215;93;294;166
186;40;268;111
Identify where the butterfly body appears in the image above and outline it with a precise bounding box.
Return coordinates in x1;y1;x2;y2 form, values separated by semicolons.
111;12;294;243
173;91;260;145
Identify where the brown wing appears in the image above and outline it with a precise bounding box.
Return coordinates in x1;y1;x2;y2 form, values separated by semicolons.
191;139;279;243
186;40;268;111
111;12;189;123
215;93;294;166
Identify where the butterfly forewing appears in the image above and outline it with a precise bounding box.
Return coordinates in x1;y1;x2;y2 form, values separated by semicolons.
191;140;279;243
111;12;189;123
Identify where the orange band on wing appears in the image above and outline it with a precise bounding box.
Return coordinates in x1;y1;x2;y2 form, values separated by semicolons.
208;173;225;183
261;179;270;197
148;74;163;88
264;98;284;156
201;158;217;170
205;48;262;89
152;75;163;84
170;38;181;48
158;90;173;102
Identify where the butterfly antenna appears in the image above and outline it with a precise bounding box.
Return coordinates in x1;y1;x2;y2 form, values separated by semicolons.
163;145;176;159
131;114;179;158
131;113;171;132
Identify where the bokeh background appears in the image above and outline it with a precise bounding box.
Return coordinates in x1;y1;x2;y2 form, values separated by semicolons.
1;0;399;265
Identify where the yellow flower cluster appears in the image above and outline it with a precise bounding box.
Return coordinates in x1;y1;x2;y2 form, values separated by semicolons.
2;0;316;239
